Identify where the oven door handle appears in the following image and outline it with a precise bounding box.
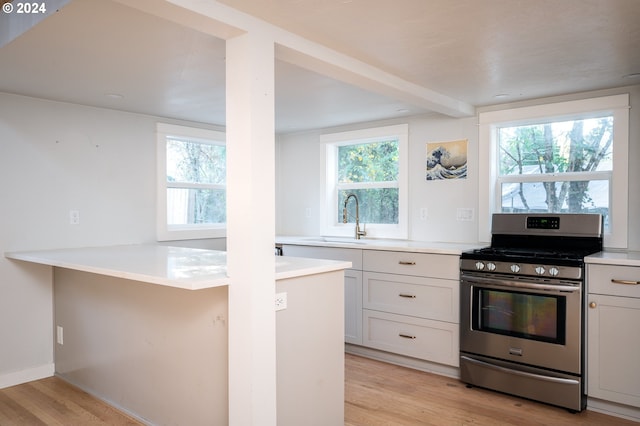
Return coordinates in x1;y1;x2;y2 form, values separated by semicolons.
461;274;580;293
461;356;580;386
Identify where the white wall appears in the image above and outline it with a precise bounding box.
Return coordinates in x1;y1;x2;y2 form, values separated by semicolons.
626;85;640;250
0;93;224;386
276;86;640;249
276;115;480;243
407;116;479;243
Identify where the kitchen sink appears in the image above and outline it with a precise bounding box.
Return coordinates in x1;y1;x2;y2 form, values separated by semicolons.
300;237;367;245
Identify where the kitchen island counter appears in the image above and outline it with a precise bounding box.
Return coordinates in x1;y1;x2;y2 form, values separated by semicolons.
5;244;352;289
4;244;349;425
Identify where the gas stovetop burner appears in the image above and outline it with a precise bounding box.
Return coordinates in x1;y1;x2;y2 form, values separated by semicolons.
461;213;604;278
466;246;596;263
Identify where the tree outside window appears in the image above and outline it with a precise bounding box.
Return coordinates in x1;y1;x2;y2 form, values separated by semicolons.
156;123;226;241
337;140;399;224
166;138;226;226
321;124;408;239
498;116;613;228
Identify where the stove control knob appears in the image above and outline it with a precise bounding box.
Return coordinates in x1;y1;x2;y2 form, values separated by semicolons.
486;262;496;271
549;267;560;277
510;264;520;273
475;261;485;270
535;266;546;275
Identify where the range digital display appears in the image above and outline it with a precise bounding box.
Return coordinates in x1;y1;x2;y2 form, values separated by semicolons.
527;216;560;230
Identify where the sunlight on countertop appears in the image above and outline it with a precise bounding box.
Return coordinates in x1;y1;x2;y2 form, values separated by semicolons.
5;244;352;290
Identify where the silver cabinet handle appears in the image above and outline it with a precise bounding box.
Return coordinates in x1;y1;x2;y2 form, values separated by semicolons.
399;333;416;339
398;293;416;298
611;279;640;285
398;261;416;265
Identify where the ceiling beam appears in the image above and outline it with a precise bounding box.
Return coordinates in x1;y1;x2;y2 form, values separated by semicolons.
275;43;475;118
117;0;475;118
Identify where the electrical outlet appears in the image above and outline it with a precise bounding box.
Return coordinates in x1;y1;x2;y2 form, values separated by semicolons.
419;208;428;221
69;210;80;225
56;325;63;345
275;292;287;311
456;208;474;221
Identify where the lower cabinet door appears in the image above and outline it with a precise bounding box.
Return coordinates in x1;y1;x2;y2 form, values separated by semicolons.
344;270;363;345
362;309;459;366
588;293;640;407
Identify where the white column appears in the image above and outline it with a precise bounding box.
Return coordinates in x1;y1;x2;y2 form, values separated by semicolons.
225;31;277;425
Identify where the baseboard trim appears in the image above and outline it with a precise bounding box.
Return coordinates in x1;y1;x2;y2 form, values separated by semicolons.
345;343;460;379
587;397;640;422
0;363;55;389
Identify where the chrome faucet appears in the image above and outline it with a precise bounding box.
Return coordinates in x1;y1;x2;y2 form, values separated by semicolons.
342;193;367;239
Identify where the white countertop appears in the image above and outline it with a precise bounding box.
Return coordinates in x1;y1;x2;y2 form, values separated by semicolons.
5;245;352;290
276;235;484;255
585;250;640;267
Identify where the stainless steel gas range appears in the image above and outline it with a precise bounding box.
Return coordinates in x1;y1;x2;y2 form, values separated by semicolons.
459;213;603;412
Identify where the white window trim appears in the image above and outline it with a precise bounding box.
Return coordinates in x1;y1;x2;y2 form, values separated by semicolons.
319;124;408;239
478;94;629;248
156;123;226;241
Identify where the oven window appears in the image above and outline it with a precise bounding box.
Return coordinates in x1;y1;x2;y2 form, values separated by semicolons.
473;287;566;344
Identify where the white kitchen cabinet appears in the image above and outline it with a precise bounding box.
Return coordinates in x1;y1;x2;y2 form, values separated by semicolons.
363;309;458;365
363;271;458;323
343;269;363;344
362;250;459;279
587;263;640;409
281;245;363;344
280;244;462;368
362;250;460;367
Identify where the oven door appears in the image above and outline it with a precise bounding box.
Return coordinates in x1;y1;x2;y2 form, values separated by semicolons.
460;273;583;375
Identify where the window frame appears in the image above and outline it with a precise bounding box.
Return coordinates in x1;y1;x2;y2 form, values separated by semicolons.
320;124;408;239
478;94;629;248
156;123;227;241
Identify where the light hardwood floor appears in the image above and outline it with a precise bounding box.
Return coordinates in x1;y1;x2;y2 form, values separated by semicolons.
0;376;141;425
345;353;638;425
0;354;636;425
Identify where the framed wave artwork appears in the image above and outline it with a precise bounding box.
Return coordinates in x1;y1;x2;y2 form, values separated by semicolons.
426;139;468;180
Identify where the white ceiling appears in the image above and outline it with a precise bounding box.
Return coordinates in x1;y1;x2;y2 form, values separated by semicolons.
1;0;639;133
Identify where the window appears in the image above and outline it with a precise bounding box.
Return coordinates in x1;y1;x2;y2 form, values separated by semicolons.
320;124;408;239
157;123;226;241
498;117;612;215
479;94;629;248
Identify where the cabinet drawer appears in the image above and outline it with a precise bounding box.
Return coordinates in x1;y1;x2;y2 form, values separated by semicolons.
363;272;458;322
363;250;459;279
588;264;640;298
363;309;459;366
282;245;362;270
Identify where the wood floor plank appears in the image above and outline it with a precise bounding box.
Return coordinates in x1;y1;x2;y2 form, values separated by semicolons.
0;355;635;425
0;377;142;426
0;391;48;425
345;353;638;425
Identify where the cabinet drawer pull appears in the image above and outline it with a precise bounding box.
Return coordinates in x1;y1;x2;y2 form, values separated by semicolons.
399;293;416;298
398;261;416;265
399;333;416;339
611;279;640;285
